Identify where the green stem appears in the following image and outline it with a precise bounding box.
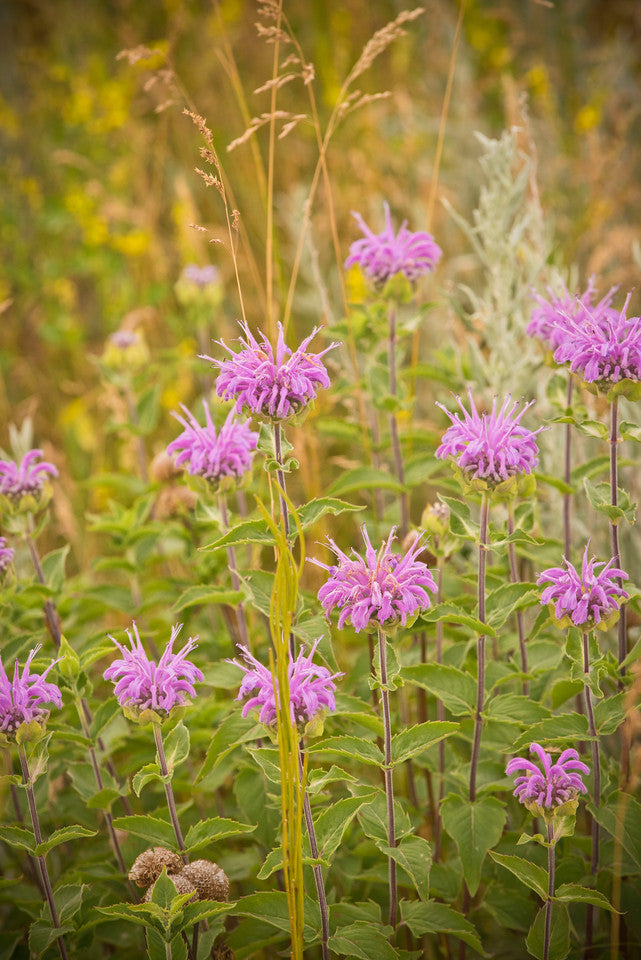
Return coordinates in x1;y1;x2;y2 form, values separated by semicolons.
434;559;445;862
299;745;330;960
377;626;397;933
219;495;252;650
17;744;69;960
543;822;555;960
507;504;528;695
153;723;188;865
387;301;409;538
469;494;489;802
583;631;601;956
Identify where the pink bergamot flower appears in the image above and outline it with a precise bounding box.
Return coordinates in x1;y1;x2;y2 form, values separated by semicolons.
537;544;628;631
528;278;617;353
0;645;62;740
0;449;58;510
506;741;589;812
167;401;258;489
345;202;442;287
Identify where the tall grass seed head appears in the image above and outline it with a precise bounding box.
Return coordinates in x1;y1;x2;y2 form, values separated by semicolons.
506;741;589;823
228;640;341;735
167;400;258;493
0;645;63;743
435;391;542;499
537;544;628;632
205;320;339;423
104;622;203;722
0;449;58;516
345;202;442;297
312;525;437;635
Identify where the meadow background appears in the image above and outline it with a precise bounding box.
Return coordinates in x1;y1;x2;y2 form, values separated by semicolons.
1;1;641;958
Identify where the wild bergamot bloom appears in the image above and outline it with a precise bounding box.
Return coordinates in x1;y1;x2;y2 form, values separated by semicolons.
229;640;341;729
0;449;58;512
553;291;641;397
527;278;617;352
537;544;628;631
205;320;338;423
345;202;442;288
0;537;14;577
167;401;258;489
312;525;436;634
506;742;589;813
104;622;203;721
0;645;62;740
436;391;543;496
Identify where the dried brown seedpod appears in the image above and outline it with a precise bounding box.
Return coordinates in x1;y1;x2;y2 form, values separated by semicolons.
142;873;197;902
128;847;182;888
179;859;230;901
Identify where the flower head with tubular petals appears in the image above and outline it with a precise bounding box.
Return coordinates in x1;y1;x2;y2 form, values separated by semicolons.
345;203;442;287
506;741;589;813
104;622;203;719
205;321;338;422
527;279;618;352
0;646;62;740
537;544;628;631
0;537;14;577
167;401;258;489
312;525;436;634
0;449;58;509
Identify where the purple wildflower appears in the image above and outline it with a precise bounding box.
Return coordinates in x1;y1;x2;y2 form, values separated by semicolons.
345;202;442;286
436;390;542;486
109;329;140;350
553;291;641;385
0;537;14;576
527;279;617;352
0;449;58;504
312;525;436;633
206;321;338;422
537;544;628;630
167;401;258;487
104;622;203;716
229;640;341;728
181;264;220;289
0;645;62;738
506;742;589;810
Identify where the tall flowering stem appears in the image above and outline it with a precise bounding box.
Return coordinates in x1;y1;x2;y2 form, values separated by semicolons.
24;514;62;649
507;504;528;695
470;494;489;803
272;422;291;540
544;820;556;960
152;722;188;865
434;557;445;861
18;745;69;960
377;624;398;931
609;398;627;680
387;301;408;537
563;376;573;559
582;631;601;951
218;495;251;650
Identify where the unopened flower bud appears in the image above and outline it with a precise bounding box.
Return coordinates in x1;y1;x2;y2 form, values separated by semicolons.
179;859;230;901
129;847;183;888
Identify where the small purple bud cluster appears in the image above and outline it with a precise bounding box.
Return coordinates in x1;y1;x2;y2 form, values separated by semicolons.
0;646;62;738
206;321;338;422
0;537;14;576
345;203;442;286
537;544;628;629
436;391;542;486
104;623;203;715
167;401;258;487
0;450;58;504
181;264;220;289
230;640;341;728
506;742;589;810
313;525;436;633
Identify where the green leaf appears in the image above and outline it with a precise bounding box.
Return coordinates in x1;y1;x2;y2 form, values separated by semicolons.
419;601;497;637
307;735;382;767
400;899;485;954
232;892;320;942
380;835;432;900
583;478;636;526
86;787;122;811
440;496;478;541
96;901;168;936
313;791;378;862
487;694;551;725
513;713;589;749
588;792;641;871
401;663;476;715
136;384;161;435
594;692;627;735
296;496;364;529
486;582;539;630
327;466;404;498
203;519;272;551
112;814;177;849
147;928;187;960
132;762;164;797
328;921;397;960
184;817;255;854
41;545;70;592
391;721;458;765
489;851;548;899
162;721;190;771
526;902;570;960
172;585;244;612
28;919;74;958
554;883;617;911
196;713;261;783
0;824;36;854
441;796;506;896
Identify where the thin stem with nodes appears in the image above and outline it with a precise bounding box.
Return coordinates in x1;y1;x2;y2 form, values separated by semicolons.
387;301;409;538
582;631;601;956
152;722;189;865
609;398;627;679
299;744;330;960
377;625;397;933
469;493;489;802
218;494;252;650
507;503;528;695
434;558;445;862
17;743;69;960
563;375;573;560
543;821;556;960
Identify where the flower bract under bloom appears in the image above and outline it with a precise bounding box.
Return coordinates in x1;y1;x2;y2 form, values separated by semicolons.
506;741;589;810
104;622;203;718
229;641;341;728
167;401;258;488
436;391;542;492
206;321;338;422
537;544;628;631
0;449;58;505
345;202;442;287
553;291;641;389
527;278;617;352
0;645;62;739
0;537;14;576
312;525;436;633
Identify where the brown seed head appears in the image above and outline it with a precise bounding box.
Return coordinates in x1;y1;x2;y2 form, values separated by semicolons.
180;859;230;901
129;847;183;888
142;873;197;902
